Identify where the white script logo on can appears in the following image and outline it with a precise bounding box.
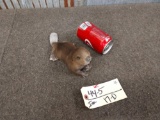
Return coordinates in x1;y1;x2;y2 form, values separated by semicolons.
77;21;113;54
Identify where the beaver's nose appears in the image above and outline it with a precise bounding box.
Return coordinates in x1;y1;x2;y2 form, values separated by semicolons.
86;56;92;62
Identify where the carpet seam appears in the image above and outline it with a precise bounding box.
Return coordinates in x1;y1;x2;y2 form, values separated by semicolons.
0;10;17;65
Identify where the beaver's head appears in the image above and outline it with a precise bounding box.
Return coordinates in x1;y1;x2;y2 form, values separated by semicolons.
72;47;92;66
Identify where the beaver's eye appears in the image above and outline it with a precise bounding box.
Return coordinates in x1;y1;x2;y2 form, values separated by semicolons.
76;56;81;60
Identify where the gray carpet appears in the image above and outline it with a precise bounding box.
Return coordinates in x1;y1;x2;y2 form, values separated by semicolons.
0;11;15;64
0;3;160;120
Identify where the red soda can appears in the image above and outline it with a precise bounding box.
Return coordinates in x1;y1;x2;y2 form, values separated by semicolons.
77;21;113;54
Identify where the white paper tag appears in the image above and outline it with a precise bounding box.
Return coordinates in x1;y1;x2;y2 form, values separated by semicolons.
81;78;127;109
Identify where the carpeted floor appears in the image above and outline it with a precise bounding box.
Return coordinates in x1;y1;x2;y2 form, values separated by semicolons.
0;3;160;120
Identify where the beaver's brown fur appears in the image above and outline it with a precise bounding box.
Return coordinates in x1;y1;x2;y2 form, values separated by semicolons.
50;42;92;77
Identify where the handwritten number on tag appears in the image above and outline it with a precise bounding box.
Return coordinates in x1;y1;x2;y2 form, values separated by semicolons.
111;93;117;100
87;86;104;98
104;93;117;103
104;96;111;103
88;90;97;98
97;86;104;95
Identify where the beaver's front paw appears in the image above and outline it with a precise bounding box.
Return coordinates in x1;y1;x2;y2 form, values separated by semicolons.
76;70;88;78
81;65;92;72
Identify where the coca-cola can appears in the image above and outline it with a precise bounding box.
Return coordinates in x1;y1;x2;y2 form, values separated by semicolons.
77;21;113;54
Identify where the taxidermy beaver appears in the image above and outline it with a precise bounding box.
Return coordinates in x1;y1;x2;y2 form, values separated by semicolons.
49;33;92;77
